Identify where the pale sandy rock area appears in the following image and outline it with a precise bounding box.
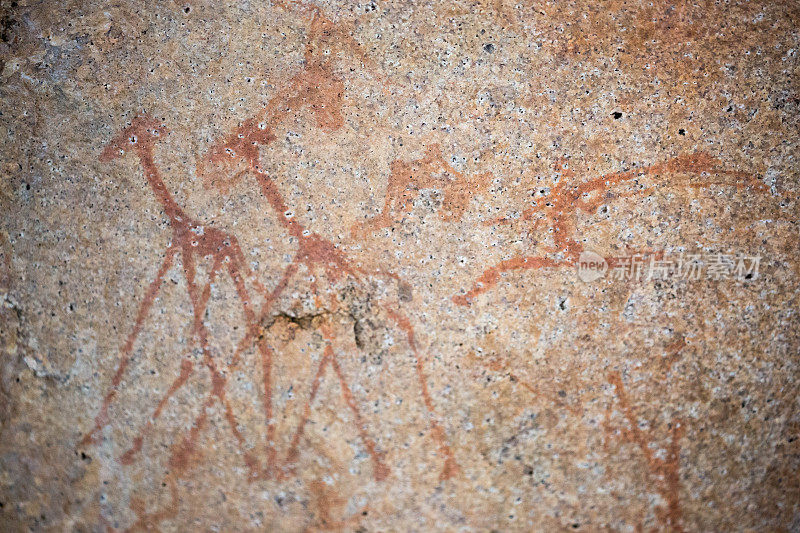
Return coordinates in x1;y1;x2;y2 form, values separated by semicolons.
0;1;798;531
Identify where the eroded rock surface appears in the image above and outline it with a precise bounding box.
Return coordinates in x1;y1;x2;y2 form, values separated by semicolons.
1;1;798;530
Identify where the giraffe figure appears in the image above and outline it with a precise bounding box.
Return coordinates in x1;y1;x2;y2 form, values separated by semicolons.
81;116;266;477
85;6;458;526
202;109;459;482
197;6;458;483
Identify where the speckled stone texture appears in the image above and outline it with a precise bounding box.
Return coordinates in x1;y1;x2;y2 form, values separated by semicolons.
1;0;799;531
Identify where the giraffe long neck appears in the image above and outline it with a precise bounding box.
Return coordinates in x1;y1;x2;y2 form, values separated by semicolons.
135;144;186;223
252;170;304;239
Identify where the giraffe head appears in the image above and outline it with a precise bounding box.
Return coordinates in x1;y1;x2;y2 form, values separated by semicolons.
100;116;168;162
197;117;278;193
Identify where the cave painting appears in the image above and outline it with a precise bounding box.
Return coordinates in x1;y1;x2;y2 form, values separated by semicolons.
79;1;770;530
605;372;685;532
453;154;766;305
351;144;491;237
81;5;460;529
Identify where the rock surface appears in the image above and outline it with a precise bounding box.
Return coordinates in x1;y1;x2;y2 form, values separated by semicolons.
1;0;798;530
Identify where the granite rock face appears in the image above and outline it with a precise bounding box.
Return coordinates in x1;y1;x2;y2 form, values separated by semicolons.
1;1;799;531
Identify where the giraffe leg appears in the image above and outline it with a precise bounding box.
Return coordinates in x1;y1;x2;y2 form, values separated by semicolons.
81;244;178;446
127;475;180;533
384;307;458;480
182;249;260;476
327;344;389;480
226;258;300;476
282;349;332;478
120;357;194;465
